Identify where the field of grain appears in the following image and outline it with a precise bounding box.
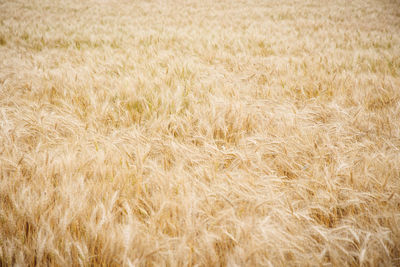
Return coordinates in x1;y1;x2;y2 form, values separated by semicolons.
1;0;400;265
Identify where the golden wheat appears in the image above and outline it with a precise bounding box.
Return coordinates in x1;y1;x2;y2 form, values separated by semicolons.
1;0;400;265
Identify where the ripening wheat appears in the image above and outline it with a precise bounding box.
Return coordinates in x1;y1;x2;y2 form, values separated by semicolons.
1;0;400;266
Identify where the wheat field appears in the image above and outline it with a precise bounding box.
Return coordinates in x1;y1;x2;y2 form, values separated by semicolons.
1;0;400;266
